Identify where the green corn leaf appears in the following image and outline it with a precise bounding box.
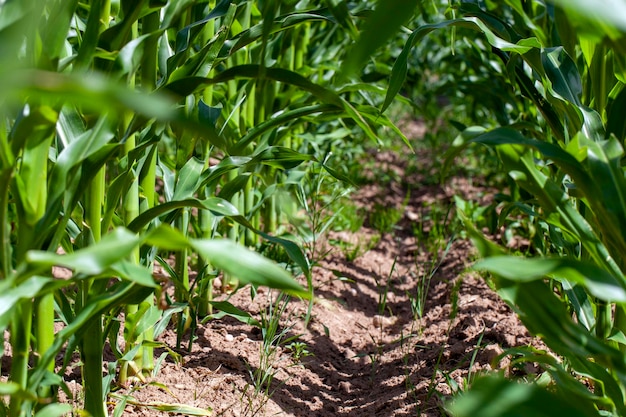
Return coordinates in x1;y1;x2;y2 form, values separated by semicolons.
55;105;86;148
133;302;162;340
248;146;315;170
168;4;237;82
122;300;161;342
205;64;341;107
448;374;598;417
382;17;540;113
175;131;197;167
39;0;79;65
3;70;173;119
0;0;35;32
255;231;311;279
218;173;251;201
0;382;36;404
134;207;310;278
197;99;222;127
502;0;549;45
549;0;626;38
475;256;626;303
117;30;166;77
48;115;114;213
227;10;333;56
128;197;240;232
160;0;202;30
98;0;164;53
110;261;158;288
190;238;307;297
0;277;51;330
3;69;226;150
542;47;582;106
342;0;417;77
321;163;356;187
355;104;412;151
574;134;626;261
606;87;626;141
12;106;58;225
29;280;152;391
144;225;191;251
561;281;595;331
501;349;607;406
323;0;358;39
172;157;204;201
162;65;379;145
204;300;260;326
199;156;251;188
102;170;134;233
464;222;626;375
568;355;626;414
448;127;623;278
167;3;235;82
26;228;142;275
231;104;340;154
507;280;626;377
162;0;232;72
34;404;73;417
534;46;589;138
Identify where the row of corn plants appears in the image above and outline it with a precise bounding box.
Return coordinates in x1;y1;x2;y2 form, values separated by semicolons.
360;0;626;415
0;0;413;415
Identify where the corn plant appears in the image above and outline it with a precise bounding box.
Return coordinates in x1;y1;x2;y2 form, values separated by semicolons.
0;0;416;415
354;0;626;415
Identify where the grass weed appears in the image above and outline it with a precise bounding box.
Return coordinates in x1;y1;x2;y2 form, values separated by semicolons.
243;291;301;416
369;203;404;234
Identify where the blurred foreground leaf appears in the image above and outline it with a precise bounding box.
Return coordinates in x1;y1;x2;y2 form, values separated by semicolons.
448;374;597;417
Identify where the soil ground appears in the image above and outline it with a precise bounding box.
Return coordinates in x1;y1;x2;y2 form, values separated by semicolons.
106;131;539;416
3;122;540;416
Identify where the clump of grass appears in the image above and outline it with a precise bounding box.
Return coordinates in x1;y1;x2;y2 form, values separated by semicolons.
329;198;365;233
243;291;302;416
369;203;404;234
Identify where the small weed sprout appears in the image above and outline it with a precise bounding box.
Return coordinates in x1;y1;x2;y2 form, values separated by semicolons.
376;257;398;317
285;341;313;362
294;154;355;265
243;291;301;416
370;203;403;234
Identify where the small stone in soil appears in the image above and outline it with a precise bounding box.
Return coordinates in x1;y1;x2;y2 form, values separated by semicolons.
373;314;391;327
225;333;234;342
344;348;356;360
338;381;351;393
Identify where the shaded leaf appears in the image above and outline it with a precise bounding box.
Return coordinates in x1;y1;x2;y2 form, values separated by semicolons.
342;0;417;76
448;374;598;417
204;300;260;326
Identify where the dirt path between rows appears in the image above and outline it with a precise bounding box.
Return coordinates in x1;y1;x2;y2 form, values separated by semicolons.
107;141;539;416
1;125;540;416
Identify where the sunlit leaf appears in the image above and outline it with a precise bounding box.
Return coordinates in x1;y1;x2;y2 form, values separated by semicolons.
26;228;142;275
190;239;307;297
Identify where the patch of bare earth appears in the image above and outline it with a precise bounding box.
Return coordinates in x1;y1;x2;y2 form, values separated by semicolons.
112;140;541;416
